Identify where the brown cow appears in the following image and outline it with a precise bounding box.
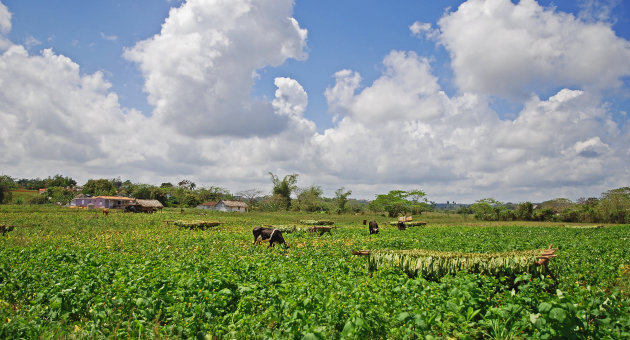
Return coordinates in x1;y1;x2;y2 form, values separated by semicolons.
103;208;109;216
368;221;379;234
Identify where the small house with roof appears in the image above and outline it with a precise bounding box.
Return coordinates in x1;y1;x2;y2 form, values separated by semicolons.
215;200;248;213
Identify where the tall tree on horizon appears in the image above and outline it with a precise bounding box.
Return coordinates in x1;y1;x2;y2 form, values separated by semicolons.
269;172;299;210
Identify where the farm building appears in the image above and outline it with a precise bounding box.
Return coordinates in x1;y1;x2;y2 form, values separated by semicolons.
215;200;248;213
68;195;134;209
134;199;164;212
196;201;218;210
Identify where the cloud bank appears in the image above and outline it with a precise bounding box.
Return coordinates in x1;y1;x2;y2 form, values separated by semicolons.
1;0;629;202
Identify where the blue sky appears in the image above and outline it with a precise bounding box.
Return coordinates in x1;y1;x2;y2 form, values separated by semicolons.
1;0;630;202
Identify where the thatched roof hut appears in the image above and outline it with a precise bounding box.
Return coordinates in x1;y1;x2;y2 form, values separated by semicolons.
135;199;164;209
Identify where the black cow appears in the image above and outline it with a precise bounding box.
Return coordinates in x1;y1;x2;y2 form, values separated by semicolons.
397;221;407;230
252;227;289;248
368;220;379;234
0;225;14;236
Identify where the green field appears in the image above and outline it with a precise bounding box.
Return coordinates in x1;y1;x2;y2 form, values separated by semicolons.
8;190;40;204
1;206;629;338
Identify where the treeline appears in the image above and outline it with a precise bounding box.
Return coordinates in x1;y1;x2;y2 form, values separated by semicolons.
2;174;629;223
253;173;359;213
0;175;233;207
463;187;630;224
0;173;363;213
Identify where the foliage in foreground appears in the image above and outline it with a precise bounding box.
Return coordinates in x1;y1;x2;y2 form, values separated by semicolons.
0;206;628;339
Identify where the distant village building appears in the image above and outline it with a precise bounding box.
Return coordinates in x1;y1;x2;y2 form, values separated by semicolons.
195;200;248;212
196;201;218;210
134;199;164;212
68;194;134;209
215;200;248;213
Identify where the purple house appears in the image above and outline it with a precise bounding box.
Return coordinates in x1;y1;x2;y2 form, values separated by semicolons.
69;194;134;209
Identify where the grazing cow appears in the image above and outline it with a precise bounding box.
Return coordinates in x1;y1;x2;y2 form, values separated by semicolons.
368;220;379;234
397;221;407;230
0;225;14;236
252;227;289;248
103;208;109;216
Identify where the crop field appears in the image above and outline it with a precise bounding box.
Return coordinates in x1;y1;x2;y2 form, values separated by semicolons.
8;190;39;204
1;206;629;339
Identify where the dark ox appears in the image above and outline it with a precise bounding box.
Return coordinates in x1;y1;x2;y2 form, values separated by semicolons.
368;220;379;234
397;221;407;230
252;227;289;248
1;225;15;236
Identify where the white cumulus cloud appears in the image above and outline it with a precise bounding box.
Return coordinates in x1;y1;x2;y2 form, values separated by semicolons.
326;51;443;124
123;0;307;137
409;21;439;40
437;0;630;98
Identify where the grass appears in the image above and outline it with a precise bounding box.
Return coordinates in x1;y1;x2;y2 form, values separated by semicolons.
9;190;40;204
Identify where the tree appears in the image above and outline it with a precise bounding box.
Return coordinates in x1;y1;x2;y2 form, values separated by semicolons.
269;172;299;210
369;190;415;217
110;177;123;190
132;185;153;199
82;179;116;196
470;198;502;221
515;202;534;221
237;189;264;207
182;193;200;207
150;188;169;206
0;175;16;204
178;179;196;190
407;189;429;214
407;189;427;203
334;187;352;214
296;185;324;212
45;174;76;188
197;186;230;202
40;186;75;205
599;187;630;223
